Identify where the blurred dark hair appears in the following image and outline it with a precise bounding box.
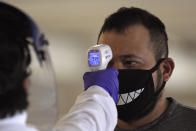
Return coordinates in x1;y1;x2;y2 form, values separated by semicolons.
0;36;31;118
98;7;168;61
0;3;32;118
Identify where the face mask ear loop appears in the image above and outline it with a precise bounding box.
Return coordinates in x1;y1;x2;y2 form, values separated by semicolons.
150;58;167;97
150;58;166;73
155;81;166;96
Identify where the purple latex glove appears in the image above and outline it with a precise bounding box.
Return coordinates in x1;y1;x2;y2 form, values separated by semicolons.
83;68;119;104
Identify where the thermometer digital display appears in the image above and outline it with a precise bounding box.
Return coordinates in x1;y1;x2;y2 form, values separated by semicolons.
88;51;101;66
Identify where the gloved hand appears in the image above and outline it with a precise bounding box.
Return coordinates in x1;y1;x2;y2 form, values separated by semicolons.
83;68;119;104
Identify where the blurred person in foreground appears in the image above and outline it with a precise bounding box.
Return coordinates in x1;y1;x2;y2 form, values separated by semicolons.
97;7;196;131
0;2;118;131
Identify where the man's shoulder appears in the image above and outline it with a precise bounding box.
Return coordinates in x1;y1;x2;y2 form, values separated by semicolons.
174;99;196;118
171;97;196;114
165;97;196;129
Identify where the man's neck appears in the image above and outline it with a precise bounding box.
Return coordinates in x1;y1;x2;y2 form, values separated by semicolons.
117;93;168;130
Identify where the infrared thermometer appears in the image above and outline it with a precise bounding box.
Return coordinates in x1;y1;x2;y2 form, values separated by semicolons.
88;44;113;71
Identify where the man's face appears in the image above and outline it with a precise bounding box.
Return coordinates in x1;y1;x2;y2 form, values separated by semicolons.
98;25;160;88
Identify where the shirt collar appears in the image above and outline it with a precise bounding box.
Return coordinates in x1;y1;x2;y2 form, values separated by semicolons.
0;112;27;125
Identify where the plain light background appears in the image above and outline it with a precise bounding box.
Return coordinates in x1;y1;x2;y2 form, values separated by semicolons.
4;0;196;119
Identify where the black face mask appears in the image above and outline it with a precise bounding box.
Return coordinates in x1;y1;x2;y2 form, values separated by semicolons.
117;59;166;122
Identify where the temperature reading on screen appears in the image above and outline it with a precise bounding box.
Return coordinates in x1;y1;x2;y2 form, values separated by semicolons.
88;52;100;66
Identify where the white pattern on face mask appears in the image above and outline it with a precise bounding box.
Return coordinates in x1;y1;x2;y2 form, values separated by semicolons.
117;88;144;105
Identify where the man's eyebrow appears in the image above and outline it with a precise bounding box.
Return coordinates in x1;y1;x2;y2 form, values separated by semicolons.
119;54;143;61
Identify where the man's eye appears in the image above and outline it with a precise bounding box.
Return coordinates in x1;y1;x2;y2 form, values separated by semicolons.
123;61;138;67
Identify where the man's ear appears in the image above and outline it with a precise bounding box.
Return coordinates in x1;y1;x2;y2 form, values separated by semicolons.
161;58;175;81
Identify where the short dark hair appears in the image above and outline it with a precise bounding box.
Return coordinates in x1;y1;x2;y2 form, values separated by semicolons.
0;24;31;119
98;7;168;61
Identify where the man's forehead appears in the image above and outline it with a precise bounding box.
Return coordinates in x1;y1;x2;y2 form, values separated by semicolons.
98;25;150;46
97;25;155;62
